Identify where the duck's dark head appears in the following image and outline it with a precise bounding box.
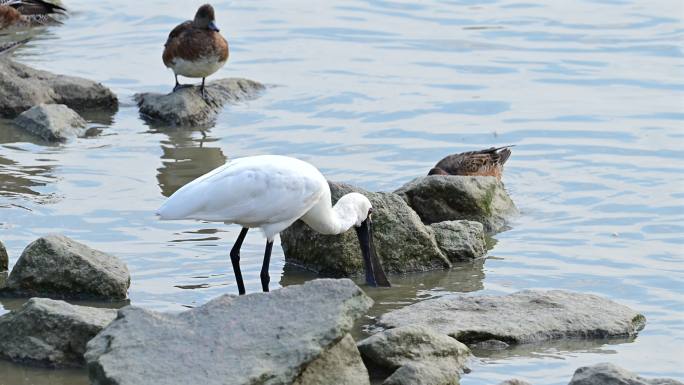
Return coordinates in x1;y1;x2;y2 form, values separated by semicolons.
194;4;220;32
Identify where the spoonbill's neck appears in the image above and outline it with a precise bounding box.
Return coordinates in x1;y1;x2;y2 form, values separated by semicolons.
300;191;369;235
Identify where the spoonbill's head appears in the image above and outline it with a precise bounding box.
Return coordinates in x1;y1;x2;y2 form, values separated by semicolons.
194;4;220;32
346;193;391;288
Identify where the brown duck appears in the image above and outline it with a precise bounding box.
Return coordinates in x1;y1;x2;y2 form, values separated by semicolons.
0;0;66;30
163;4;229;98
428;146;513;180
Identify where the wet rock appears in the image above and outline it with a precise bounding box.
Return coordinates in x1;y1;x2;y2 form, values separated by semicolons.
281;182;459;277
85;279;373;385
378;290;646;345
13;104;87;142
0;298;116;367
358;325;470;385
429;221;487;262
0;240;7;271
0;58;118;119
395;175;518;233
498;380;533;385
568;363;683;385
0;271;6;290
135;78;265;126
4;235;130;300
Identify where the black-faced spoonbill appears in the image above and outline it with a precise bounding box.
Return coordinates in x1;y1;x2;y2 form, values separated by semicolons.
157;155;391;295
428;145;514;180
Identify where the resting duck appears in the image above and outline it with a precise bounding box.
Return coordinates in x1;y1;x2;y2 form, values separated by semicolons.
0;0;66;29
428;146;513;180
162;4;229;98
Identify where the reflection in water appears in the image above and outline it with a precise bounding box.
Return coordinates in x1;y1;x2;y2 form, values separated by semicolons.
0;151;55;199
155;127;227;197
471;337;631;360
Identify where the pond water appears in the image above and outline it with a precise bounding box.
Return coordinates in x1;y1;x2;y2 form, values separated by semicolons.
0;0;682;384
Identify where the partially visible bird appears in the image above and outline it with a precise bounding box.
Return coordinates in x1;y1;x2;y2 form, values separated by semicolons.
157;155;391;295
428;146;514;180
0;0;66;29
162;4;229;98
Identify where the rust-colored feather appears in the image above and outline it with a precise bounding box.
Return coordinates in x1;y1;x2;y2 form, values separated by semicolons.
428;146;513;180
162;21;229;67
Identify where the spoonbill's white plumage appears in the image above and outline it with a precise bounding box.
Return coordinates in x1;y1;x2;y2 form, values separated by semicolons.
157;155;390;294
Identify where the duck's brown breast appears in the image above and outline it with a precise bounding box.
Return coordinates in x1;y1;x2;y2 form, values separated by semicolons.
0;6;21;29
163;27;229;67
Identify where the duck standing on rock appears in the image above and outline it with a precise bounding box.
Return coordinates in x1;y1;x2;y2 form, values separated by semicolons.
163;4;229;98
157;155;391;295
0;0;66;29
428;146;513;180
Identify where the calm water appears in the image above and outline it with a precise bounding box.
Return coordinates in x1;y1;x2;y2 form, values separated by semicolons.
1;0;683;384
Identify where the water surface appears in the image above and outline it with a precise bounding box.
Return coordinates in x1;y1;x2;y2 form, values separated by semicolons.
0;0;682;384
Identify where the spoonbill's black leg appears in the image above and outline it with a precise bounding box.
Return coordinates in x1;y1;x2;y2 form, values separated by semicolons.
260;240;273;292
230;227;249;295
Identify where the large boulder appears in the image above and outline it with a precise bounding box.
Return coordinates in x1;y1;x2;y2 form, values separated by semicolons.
0;298;116;367
568;363;683;385
358;325;470;385
378;290;646;346
4;235;130;300
86;279;373;385
135;78;265;126
281;182;487;277
395;176;518;233
429;221;486;262
13;104;87;142
0;240;7;271
0;58;118;118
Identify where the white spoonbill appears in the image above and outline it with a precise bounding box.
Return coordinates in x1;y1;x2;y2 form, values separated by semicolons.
157;155;391;295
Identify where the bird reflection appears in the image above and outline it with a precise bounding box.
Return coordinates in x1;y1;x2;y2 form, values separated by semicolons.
155;127;227;197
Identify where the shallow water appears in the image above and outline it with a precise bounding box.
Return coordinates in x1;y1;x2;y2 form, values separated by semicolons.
1;0;683;384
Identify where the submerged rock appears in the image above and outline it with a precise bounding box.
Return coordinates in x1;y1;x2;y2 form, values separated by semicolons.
498;380;533;385
14;104;87;142
378;290;646;346
358;325;470;385
395;175;518;233
86;279;373;385
0;58;118;119
281;182;487;277
0;240;7;271
568;363;683;385
135;78;265;126
0;298;116;367
4;235;130;300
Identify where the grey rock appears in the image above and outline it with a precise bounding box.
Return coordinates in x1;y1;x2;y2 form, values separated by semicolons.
429;221;487;262
498;380;533;385
293;334;370;385
281;182;487;277
0;58;118;119
0;240;7;271
14;104;87;142
358;325;470;385
568;363;684;385
0;271;6;290
383;361;461;385
395;175;518;233
0;298;116;367
135;78;265;126
378;290;646;345
5;235;130;300
86;279;373;385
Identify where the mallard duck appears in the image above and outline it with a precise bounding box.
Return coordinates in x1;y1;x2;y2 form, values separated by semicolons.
428;146;513;180
0;0;66;29
162;4;229;98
